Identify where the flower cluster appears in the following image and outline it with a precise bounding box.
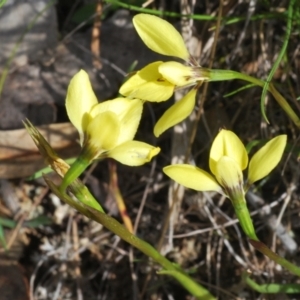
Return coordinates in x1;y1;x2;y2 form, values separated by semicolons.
60;70;160;191
164;129;286;201
61;15;287;223
119;14;210;137
33;14;297;293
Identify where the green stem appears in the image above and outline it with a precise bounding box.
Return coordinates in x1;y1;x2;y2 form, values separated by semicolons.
249;239;300;277
260;0;295;122
59;156;90;192
201;68;300;127
243;272;300;294
232;198;259;241
45;177;215;300
69;177;104;213
104;0;284;24
231;195;300;277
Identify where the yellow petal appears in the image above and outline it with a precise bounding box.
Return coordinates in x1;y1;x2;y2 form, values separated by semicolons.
121;61;163;88
66;70;98;144
90;98;141;118
117;99;143;145
154;89;197;137
215;156;244;198
163;164;221;192
90;98;143;145
86;111;120;151
210;130;248;176
108;141;160;166
121;80;174;102
119;62;174;102
133;14;189;60
248;135;287;184
159;61;199;86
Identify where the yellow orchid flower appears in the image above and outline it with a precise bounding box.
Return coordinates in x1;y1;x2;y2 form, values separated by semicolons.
164;129;286;199
60;70;160;191
119;13;210;137
164;129;287;240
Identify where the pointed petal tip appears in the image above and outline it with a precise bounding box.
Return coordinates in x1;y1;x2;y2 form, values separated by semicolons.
108;141;160;166
133;14;189;60
210;129;248;175
163;164;221;192
154;89;197;137
66;69;98;143
248;134;287;184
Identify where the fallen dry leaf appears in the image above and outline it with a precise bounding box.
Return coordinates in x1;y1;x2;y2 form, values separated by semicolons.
0;123;80;179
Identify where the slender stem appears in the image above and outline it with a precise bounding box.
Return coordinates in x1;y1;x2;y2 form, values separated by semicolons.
243;272;300;294
249;239;300;277
69;178;104;212
231;196;259;241
59;143;99;192
202;68;300;127
60;156;90;192
231;194;300;277
45;177;216;300
260;0;295;121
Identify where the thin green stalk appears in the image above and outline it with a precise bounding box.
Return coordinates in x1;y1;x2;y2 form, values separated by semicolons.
230;195;300;277
237;209;300;277
260;0;295;122
45;177;216;300
249;239;300;277
232;197;259;241
59;156;90;192
105;0;217;20
25;120;215;299
243;272;300;294
202;68;300;127
104;0;284;24
68;178;104;212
